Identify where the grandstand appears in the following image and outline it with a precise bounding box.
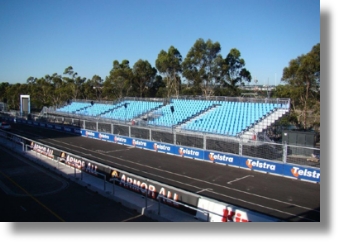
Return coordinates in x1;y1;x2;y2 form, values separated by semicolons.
53;96;290;141
9;96;321;167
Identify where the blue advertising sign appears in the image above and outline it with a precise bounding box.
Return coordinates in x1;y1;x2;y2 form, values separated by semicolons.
74;128;81;134
46;123;54;129
204;151;240;166
152;142;175;154
174;146;204;160
282;164;320;183
54;125;63;131
238;157;284;175
63;126;73;133
98;132;114;142
113;135;132;146
81;130;99;139
132;138;151;149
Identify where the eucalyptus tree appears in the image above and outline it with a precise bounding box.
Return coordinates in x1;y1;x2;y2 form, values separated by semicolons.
219;48;252;96
146;75;166;98
63;66;86;100
132;59;157;97
182;38;222;97
5;83;29;110
50;73;68;107
104;60;133;99
85;75;104;100
26;75;53;108
281;43;320;129
155;46;182;98
0;82;10;104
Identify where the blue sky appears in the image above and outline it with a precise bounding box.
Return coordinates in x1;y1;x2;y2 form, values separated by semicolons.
0;0;320;86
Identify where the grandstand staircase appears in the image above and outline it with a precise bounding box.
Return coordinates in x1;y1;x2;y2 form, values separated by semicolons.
240;108;289;141
178;104;221;126
99;104;126;117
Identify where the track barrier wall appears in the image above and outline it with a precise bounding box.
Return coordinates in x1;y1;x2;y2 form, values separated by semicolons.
7;117;319;183
0;129;281;222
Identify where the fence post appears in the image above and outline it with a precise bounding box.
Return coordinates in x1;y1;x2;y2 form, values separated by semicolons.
239;140;243;156
283;142;287;163
174;132;176;145
203;134;206;150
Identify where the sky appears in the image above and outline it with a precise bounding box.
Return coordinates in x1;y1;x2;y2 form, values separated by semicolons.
0;0;320;86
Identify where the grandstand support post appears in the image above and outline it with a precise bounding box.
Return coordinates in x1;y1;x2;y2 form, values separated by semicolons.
174;131;176;145
203;135;206;150
171;113;174;134
239;141;243;156
283;142;287;163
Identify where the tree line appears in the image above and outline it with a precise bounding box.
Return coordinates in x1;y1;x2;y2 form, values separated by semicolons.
0;39;319;130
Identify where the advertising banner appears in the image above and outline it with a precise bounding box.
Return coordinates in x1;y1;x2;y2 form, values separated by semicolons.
98;132;114;142
63;126;73;133
30;141;60;160
196;197;280;222
7;133;28;145
46;123;54;129
113;135;132;146
174;146;204;160
131;138;151;150
238;157;284;175
81;130;99;139
73;128;81;134
282;164;320;183
59;151;112;179
204;151;240;166
113;170;199;215
152;142;175;154
54;125;63;131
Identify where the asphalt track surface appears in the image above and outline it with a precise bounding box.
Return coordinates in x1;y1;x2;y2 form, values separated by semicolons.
7;122;320;222
0;145;157;222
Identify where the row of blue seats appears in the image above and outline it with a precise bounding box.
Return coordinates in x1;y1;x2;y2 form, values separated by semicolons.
56;100;285;136
181;102;280;135
101;101;162;120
